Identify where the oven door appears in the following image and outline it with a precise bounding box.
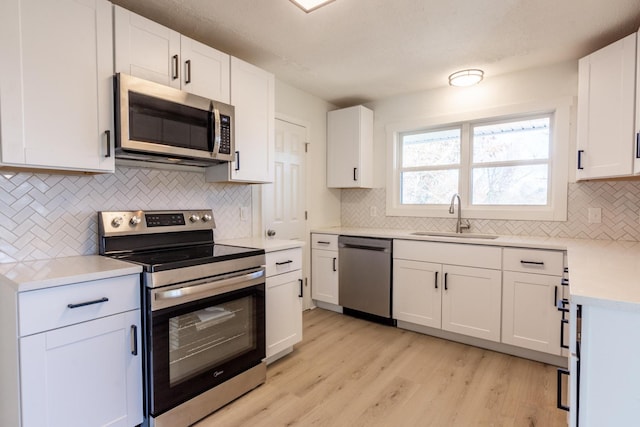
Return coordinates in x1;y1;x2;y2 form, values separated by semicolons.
146;268;265;417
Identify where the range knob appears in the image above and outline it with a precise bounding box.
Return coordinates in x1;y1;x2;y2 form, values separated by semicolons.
129;216;141;226
189;214;201;223
111;217;124;228
202;214;213;222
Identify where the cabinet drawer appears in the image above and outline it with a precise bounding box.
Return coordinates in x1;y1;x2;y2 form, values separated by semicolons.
311;233;339;250
394;240;502;270
503;248;564;276
19;274;140;337
266;248;302;277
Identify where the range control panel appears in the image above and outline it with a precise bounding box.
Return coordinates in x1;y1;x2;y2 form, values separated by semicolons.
98;209;215;236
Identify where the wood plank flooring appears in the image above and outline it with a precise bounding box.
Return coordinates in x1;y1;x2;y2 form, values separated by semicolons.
195;308;567;427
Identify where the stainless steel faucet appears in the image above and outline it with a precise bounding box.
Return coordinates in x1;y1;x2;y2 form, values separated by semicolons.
449;193;471;233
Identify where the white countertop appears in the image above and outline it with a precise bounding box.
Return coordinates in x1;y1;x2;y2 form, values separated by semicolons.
0;255;142;292
312;227;640;311
218;237;305;252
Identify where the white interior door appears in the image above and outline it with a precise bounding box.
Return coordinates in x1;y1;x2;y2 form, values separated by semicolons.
263;117;308;306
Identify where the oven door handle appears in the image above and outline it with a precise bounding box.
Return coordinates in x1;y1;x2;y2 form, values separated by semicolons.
154;268;265;303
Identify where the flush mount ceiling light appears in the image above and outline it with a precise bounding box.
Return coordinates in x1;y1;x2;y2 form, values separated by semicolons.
290;0;335;13
448;69;484;87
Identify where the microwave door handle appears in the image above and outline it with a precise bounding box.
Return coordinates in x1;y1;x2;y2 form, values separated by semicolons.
212;104;221;156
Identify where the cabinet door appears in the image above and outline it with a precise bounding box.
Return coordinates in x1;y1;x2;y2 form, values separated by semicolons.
266;270;303;359
20;310;143;427
502;271;561;354
441;265;501;342
1;0;114;172
114;5;181;88
576;33;636;179
393;260;441;328
327;106;373;188
311;249;339;305
181;36;230;103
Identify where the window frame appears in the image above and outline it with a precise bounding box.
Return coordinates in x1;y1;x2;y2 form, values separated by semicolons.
386;98;571;221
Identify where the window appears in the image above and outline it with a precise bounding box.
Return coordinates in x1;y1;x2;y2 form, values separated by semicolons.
387;100;570;221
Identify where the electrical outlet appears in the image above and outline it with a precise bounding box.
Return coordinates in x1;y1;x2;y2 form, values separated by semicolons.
587;207;601;224
370;206;377;217
240;206;249;221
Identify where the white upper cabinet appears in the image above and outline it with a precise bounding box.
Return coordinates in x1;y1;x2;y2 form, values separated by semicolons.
0;0;114;172
114;5;230;103
205;57;275;183
576;32;637;180
327;105;374;188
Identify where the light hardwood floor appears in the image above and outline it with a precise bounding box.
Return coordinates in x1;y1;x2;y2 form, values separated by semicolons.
196;308;567;427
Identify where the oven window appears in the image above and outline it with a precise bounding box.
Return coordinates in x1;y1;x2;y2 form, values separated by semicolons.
128;91;211;152
168;295;256;386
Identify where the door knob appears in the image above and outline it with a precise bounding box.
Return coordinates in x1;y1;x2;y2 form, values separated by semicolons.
267;229;276;237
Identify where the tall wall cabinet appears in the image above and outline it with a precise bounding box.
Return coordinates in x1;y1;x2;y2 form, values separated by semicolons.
576;30;640;179
0;0;114;172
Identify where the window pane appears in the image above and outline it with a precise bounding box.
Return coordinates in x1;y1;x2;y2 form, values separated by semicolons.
401;170;458;204
402;128;460;167
472;117;550;163
472;165;548;205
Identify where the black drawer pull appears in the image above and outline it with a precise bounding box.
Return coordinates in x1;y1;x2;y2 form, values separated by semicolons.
520;260;544;266
130;325;138;356
557;368;570;411
577;149;584;170
560;318;569;350
561;278;569;286
67;297;109;309
434;271;438;289
317;241;331;245
444;272;448;291
276;260;293;266
298;278;303;298
104;130;111;158
332;257;337;272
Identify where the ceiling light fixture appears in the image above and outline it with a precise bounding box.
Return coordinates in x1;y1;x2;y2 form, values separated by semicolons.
448;69;484;87
290;0;335;13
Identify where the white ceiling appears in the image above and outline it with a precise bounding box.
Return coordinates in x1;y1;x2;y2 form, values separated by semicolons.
112;0;640;107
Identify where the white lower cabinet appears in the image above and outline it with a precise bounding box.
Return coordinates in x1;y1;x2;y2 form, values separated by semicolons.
265;247;303;362
502;271;562;354
20;310;142;427
393;240;502;343
311;234;340;306
441;265;502;342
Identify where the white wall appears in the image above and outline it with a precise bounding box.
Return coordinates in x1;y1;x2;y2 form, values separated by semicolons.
365;60;579;188
274;79;341;229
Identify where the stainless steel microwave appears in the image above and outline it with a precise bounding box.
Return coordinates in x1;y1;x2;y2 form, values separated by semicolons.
114;73;234;166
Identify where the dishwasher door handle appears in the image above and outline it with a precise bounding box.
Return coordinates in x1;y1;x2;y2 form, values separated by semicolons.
340;243;388;252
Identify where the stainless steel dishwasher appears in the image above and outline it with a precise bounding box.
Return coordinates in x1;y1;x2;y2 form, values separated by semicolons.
338;235;394;324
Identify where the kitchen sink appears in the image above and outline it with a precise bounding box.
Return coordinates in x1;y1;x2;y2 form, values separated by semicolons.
411;231;499;240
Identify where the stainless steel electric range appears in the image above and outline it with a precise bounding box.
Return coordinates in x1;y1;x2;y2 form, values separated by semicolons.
98;209;266;427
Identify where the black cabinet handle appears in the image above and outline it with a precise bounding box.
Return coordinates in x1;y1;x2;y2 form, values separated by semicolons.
276;260;293;266
130;325;138;356
434;271;438;289
557;368;570;411
185;59;192;84
560;318;569;350
561;278;569;286
317;241;331;245
577;150;584;170
332;257;337;272
444;272;448;291
172;54;179;80
298;279;303;298
104;130;111;158
235;151;240;171
553;286;558;307
353;167;358;181
520;260;544;266
636;133;640;159
67;297;109;309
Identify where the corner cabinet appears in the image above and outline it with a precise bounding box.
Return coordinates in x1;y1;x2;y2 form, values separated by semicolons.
206;57;275;183
576;31;639;179
114;5;230;103
0;0;114;172
265;247;303;363
327;106;374;188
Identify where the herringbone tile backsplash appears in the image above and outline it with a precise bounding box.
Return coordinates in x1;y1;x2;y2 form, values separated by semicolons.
342;182;640;241
0;167;252;263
